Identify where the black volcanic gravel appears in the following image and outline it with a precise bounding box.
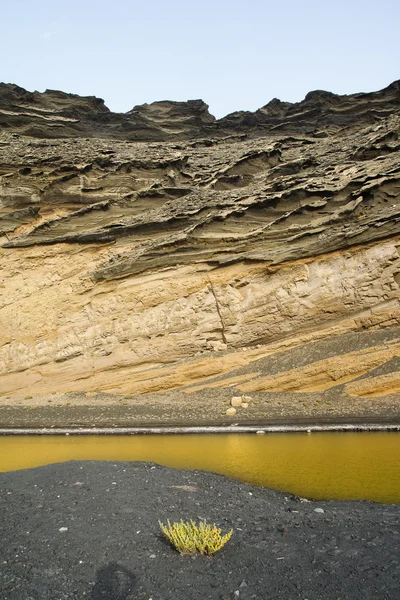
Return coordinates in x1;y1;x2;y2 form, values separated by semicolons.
0;461;399;600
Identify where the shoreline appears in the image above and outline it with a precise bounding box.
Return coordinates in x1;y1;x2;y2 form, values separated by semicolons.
1;420;400;435
1;390;400;430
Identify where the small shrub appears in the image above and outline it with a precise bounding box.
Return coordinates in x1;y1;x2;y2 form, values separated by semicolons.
159;519;232;556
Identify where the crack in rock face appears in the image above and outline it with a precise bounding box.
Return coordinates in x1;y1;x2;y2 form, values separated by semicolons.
0;81;399;405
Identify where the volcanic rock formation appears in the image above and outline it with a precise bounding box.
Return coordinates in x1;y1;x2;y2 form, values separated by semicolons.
0;81;399;417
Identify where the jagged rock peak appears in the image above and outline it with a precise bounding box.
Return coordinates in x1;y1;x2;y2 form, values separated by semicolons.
0;82;109;112
129;98;214;119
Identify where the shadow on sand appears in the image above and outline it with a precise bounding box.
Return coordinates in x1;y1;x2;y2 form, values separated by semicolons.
89;562;136;600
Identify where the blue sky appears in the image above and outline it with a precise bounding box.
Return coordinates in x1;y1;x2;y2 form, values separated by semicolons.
1;0;399;118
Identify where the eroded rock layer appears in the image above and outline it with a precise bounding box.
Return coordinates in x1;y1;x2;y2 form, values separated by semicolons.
0;81;399;410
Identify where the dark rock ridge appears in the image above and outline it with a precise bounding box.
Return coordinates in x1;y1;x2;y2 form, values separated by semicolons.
1;80;399;140
1;86;399;278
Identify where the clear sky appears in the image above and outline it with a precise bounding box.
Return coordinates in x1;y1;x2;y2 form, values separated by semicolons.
1;0;399;118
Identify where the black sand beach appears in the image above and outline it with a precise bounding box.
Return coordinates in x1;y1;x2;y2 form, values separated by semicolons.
1;461;399;600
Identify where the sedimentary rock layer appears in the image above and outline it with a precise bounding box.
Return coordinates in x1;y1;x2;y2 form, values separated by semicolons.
0;81;399;404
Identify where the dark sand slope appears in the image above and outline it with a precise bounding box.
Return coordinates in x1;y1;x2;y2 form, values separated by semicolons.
1;461;399;600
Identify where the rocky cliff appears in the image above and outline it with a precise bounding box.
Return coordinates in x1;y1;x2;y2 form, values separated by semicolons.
0;81;399;421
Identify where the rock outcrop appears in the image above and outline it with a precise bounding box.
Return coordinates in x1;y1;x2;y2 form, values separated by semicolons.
0;81;399;413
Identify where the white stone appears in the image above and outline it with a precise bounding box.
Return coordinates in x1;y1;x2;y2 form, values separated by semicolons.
231;396;242;407
242;395;253;402
226;407;237;416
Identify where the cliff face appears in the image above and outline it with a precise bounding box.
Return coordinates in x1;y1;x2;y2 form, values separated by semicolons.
0;82;400;406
